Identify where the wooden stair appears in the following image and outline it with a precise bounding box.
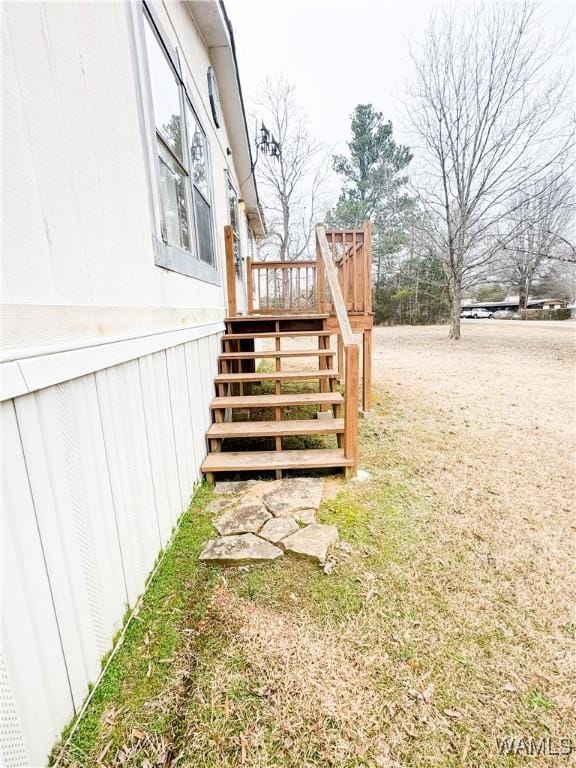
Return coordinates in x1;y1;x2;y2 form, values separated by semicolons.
204;221;374;481
209;392;343;409
203;449;353;473
207;418;344;439
201;313;352;480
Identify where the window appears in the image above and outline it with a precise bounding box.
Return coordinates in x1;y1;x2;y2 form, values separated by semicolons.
228;178;242;277
143;10;216;280
186;105;214;265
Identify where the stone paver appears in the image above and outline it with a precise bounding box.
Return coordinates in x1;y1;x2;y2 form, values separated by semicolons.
282;523;339;564
263;478;324;517
202;476;342;568
214;480;257;496
213;501;271;536
205;498;234;515
259;517;299;544
292;508;317;525
199;533;283;564
349;469;371;484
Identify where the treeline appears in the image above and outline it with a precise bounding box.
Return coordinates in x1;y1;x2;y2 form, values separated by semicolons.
254;1;575;338
327;103;574;327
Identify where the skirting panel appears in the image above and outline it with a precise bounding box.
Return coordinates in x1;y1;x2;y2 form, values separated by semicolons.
0;329;221;767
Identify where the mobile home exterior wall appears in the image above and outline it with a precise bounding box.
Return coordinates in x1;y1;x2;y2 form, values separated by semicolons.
0;2;260;764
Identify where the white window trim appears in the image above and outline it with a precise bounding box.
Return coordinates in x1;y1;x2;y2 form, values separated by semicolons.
129;1;220;285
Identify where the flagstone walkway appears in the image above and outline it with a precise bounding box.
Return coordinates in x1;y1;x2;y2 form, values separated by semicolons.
199;478;340;566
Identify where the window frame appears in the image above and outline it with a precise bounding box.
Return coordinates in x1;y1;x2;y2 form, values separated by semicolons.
141;2;220;285
185;97;217;268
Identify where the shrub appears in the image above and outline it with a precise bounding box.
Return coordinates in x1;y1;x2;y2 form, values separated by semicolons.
520;308;571;321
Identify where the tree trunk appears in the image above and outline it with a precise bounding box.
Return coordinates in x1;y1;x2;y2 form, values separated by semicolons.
518;276;528;310
524;268;534;310
448;282;462;340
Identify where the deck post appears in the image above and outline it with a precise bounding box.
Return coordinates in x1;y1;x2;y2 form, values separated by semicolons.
246;256;254;313
362;329;372;412
316;236;326;312
224;224;237;317
344;343;359;476
363;219;372;314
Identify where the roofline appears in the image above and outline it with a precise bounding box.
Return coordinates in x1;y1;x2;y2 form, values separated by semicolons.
218;1;266;235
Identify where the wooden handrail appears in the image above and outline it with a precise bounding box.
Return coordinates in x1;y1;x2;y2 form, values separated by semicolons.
224;224;237;317
246;256;254;313
250;260;316;269
315;224;359;474
315;225;355;345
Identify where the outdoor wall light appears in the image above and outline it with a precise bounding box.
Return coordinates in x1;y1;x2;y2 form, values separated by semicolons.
256;121;280;160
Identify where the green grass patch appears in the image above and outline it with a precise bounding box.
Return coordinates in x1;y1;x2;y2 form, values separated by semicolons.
55;483;218;766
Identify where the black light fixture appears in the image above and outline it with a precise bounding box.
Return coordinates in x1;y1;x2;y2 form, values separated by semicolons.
270;138;280;158
257;122;270;154
256;121;280;160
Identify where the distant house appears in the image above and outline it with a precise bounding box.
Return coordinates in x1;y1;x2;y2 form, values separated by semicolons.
1;2;263;765
541;299;566;310
461;296;566;313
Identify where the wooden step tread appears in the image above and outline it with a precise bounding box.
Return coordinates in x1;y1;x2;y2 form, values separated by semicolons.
210;392;343;409
226;313;329;322
215;370;339;383
224;331;335;340
207;418;344;438
202;448;353;472
220;349;334;360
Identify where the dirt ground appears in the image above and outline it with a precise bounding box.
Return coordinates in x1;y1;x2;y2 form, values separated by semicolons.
63;321;576;768
373;323;576;590
369;322;576;756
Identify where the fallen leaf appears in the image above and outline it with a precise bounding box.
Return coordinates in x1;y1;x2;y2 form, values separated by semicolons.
131;727;145;741
461;734;471;762
422;683;435;703
96;739;112;764
503;682;516;693
323;560;335;575
146;662;153;679
101;708;118;726
443;708;463;719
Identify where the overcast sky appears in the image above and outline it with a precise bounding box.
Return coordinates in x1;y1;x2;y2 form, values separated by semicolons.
226;0;574;163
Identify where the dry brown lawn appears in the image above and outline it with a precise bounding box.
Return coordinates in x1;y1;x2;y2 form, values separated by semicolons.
63;321;576;768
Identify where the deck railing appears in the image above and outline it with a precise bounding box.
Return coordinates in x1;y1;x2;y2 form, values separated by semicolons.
247;258;317;313
225;221;373;416
323;223;372;315
315;224;359;472
244;221;372;317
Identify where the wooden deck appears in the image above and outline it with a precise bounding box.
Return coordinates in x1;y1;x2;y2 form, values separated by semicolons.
201;222;373;480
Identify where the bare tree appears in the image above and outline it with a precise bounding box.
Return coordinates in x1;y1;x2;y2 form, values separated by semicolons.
408;1;574;338
498;176;575;308
254;77;329;262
